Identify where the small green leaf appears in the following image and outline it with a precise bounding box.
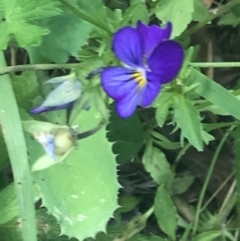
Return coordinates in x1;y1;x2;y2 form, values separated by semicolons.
192;0;208;22
218;12;240;27
118;195;141;213
0;183;40;225
173;94;203;151
187;68;240;120
0;183;19;225
142;143;173;185
154;91;173;127
169;172;195;195
154;185;177;240
155;0;194;37
192;231;221;241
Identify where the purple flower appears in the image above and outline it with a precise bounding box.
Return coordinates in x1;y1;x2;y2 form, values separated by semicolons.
101;21;184;118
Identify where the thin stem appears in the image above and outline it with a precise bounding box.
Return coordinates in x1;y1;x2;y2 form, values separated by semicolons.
0;63;80;75
2;61;240;76
58;0;112;35
201;171;235;212
192;125;236;235
190;62;240;68
234;125;240;225
182;0;240;37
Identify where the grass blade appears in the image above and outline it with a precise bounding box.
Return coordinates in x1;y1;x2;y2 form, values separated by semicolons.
0;52;37;241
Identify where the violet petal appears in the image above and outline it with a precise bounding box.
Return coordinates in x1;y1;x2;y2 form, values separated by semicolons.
101;66;139;100
141;72;162;107
116;86;142;118
148;40;184;84
137;21;172;57
113;26;144;68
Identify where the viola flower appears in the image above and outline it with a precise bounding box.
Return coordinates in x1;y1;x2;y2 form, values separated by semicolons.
101;21;184;118
31;76;82;114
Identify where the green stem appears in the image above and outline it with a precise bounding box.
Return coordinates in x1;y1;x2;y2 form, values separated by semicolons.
0;63;80;75
58;0;112;35
182;0;240;37
234;125;240;225
190;62;240;68
192;125;236;235
0;52;37;241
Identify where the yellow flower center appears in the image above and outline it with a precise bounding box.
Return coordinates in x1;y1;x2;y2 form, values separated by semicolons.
132;71;147;90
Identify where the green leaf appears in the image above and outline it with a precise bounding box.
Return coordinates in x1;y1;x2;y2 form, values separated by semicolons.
142;143;173;185
29;106;120;240
187;68;240;120
169;172;195;195
192;231;221;241
192;0;208;22
0;183;19;225
218;12;240;27
0;0;61;49
107;107;144;164
173;94;203;151
122;1;149;26
155;0;194;37
0;183;40;225
154;91;173;127
28;8;92;63
118;195;141;213
11;71;39;109
154;185;177;240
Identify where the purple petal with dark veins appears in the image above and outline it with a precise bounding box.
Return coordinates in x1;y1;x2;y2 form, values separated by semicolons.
140;72;162;107
30;102;74;114
101;66;139;100
116;85;142;118
113;26;144;68
148;40;184;84
137;21;172;57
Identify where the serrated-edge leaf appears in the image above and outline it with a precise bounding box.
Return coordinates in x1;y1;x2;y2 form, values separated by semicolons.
173;94;203;151
30;106;120;240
